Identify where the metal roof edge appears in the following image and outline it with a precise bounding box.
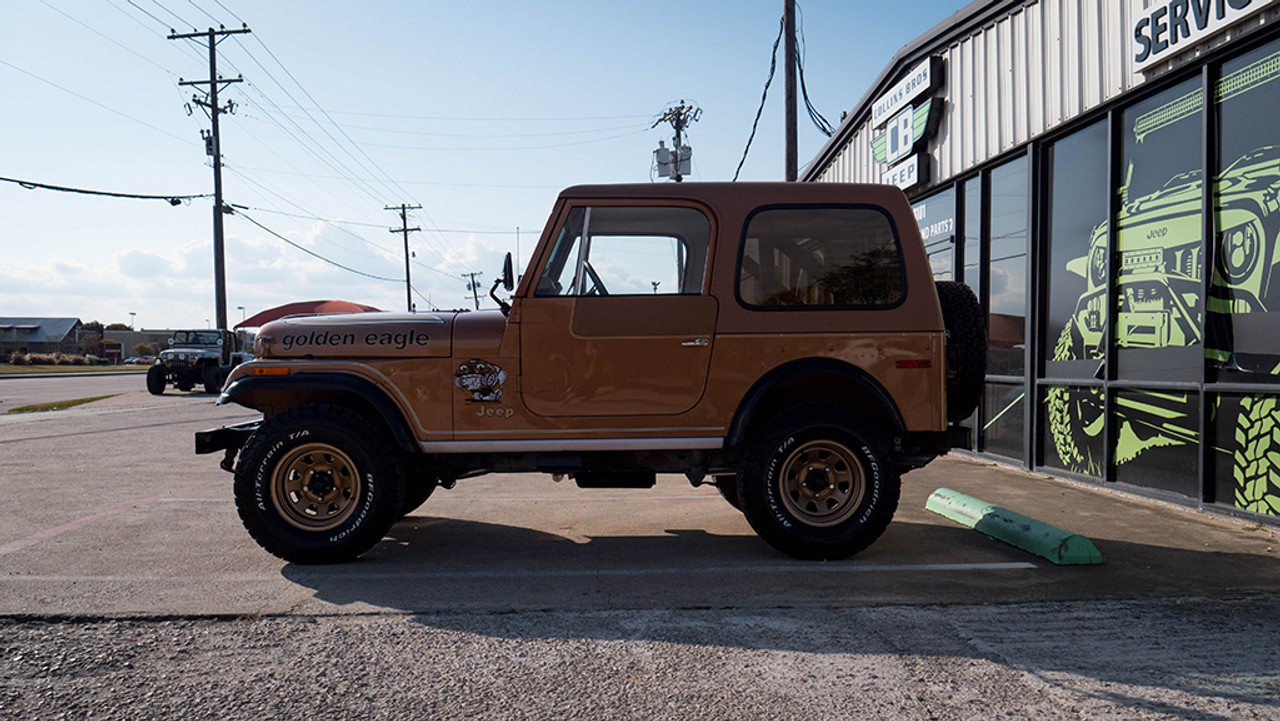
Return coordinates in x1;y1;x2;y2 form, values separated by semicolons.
802;0;1029;182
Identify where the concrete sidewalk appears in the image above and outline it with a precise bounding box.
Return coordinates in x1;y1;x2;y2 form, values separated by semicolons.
894;452;1280;601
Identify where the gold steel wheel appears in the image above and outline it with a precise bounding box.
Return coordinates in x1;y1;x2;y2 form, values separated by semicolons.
271;442;362;531
777;439;866;527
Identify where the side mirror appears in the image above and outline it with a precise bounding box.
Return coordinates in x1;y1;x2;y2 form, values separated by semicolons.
490;252;515;316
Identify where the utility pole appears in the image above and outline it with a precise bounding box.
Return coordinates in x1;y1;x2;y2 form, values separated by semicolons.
784;0;798;181
386;204;421;312
170;24;251;364
652;101;700;182
462;272;484;311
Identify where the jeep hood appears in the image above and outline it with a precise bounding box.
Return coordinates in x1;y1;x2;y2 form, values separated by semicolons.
259;312;454;358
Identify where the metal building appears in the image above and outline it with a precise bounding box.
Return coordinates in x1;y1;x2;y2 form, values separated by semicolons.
806;0;1280;521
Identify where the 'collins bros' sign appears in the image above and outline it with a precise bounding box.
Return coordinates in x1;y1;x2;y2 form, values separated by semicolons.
871;57;944;191
1132;0;1278;72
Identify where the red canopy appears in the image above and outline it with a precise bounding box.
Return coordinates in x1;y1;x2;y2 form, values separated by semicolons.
236;300;384;329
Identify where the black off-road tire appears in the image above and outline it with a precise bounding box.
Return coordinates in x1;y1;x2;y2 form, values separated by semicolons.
713;474;741;511
935;280;986;423
203;364;222;395
1234;395;1280;516
1045;324;1104;476
145;364;166;395
233;403;406;564
736;403;900;560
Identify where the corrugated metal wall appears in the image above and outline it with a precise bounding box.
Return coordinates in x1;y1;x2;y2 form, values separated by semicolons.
815;0;1280;187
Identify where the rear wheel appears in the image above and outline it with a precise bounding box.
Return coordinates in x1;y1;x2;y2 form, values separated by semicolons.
234;403;406;564
736;403;899;560
145;364;166;395
713;474;741;511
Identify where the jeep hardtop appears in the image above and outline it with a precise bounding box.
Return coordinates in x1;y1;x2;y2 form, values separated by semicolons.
197;182;985;563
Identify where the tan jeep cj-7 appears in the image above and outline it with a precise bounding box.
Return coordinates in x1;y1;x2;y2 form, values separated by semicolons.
197;183;985;564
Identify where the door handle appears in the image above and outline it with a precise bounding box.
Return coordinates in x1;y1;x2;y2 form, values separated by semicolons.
681;338;710;347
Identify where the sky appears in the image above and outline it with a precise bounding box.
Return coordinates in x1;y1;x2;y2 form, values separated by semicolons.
1;0;970;329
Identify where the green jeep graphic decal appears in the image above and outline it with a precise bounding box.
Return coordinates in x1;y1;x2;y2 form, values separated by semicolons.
1045;146;1280;514
1045;47;1280;515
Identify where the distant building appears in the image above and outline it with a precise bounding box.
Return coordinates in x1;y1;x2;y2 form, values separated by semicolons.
0;318;83;356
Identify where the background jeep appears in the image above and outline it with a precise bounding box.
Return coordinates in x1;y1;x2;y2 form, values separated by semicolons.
147;330;250;395
197;183;985;564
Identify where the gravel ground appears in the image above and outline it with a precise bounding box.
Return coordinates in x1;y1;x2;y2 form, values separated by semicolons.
4;596;1279;720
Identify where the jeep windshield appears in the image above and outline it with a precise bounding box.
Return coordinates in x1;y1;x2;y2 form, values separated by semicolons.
171;331;222;346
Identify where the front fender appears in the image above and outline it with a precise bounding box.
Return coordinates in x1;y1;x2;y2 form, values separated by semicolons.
219;372;419;453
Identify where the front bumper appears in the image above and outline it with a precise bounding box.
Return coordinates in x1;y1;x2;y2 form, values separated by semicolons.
195;420;262;472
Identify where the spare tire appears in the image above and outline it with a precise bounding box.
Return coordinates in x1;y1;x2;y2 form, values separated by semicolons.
935;280;986;423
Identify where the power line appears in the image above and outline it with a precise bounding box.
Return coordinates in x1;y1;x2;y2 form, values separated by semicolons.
734;16;785;182
241;34;420;205
244;113;652;139
227;164;560;189
40;0;179;76
256;106;656;122
234;205;537;234
0;59;196;147
0;175;211;204
346;127;651;152
152;0;197;31
231;209;402;282
794;6;834;137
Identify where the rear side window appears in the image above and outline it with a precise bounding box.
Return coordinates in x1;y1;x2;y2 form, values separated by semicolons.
738;206;905;308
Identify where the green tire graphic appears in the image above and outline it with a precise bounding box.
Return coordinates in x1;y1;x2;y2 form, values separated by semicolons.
1234;395;1280;517
1046;324;1104;476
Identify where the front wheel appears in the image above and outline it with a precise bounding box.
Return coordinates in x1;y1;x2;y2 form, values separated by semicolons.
145;364;166;395
203;365;223;394
233;403;406;564
736;403;899;560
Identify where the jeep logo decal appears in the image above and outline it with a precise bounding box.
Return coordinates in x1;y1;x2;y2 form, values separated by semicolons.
455;359;507;402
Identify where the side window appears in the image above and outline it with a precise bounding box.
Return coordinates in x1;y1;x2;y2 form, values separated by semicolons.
535;206;710;297
739;206;905;308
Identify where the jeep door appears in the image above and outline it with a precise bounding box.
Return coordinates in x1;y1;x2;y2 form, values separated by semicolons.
520;204;716;417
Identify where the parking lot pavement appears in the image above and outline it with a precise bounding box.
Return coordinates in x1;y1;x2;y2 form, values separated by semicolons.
0;374;1277;618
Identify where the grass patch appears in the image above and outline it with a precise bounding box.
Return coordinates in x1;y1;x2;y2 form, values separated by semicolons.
7;394;122;414
0;365;147;375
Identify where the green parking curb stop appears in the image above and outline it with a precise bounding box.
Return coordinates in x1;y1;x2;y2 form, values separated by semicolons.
926;488;1103;566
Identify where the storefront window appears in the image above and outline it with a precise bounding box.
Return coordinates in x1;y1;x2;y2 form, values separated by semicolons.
988;157;1028;377
1044;121;1110;379
912;188;956;280
963;176;983;298
983;383;1025;460
1213;39;1280;376
1212;393;1280;517
1116;79;1204;381
1111;388;1199;497
1042;385;1104;477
